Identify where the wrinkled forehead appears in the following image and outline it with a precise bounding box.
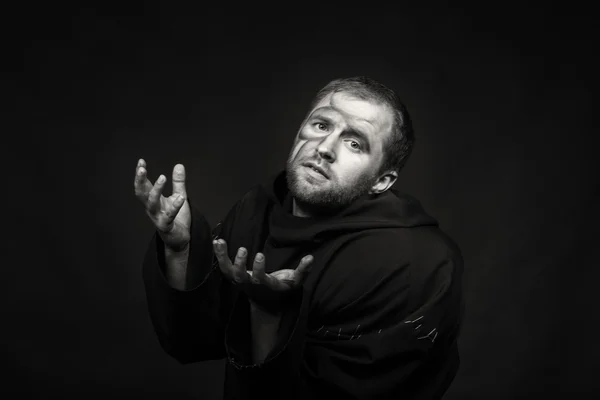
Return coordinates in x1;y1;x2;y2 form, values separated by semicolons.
309;91;391;123
307;91;394;135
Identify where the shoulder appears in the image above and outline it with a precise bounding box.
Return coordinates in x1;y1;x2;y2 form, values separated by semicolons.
331;226;461;276
319;226;463;310
410;225;462;263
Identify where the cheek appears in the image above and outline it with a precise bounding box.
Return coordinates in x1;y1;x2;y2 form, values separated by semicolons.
337;155;371;180
297;124;313;141
290;137;315;162
289;141;304;163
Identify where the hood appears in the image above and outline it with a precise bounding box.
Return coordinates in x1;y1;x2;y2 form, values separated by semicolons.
260;170;438;247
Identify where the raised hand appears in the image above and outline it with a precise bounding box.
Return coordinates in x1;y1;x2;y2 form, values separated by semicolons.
212;239;313;293
134;159;191;251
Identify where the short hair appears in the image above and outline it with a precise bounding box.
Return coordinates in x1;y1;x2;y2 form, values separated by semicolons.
307;76;415;177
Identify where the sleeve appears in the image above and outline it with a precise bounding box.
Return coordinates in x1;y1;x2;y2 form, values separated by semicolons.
300;249;465;400
141;200;240;364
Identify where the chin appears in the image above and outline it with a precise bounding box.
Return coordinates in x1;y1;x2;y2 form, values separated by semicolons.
287;167;317;198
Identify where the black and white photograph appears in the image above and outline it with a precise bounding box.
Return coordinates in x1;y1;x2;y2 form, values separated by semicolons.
10;3;597;399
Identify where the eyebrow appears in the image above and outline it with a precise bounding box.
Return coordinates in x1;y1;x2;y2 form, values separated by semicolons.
310;110;372;153
344;127;372;153
313;106;375;126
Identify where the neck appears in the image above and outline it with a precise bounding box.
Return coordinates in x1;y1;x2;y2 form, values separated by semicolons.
291;197;345;219
292;197;313;218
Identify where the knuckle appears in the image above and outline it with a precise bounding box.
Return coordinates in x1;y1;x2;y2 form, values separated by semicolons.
236;256;247;265
155;222;169;233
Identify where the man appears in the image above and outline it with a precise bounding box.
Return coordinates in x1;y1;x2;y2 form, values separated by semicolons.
134;76;465;399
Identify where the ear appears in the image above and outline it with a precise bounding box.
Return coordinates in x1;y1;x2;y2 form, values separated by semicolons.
369;170;398;194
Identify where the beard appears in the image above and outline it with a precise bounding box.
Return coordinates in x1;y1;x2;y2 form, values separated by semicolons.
285;158;378;216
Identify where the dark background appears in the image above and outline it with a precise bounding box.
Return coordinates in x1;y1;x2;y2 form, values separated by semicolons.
9;3;597;399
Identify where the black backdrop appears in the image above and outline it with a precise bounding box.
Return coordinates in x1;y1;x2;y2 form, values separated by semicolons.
10;3;597;399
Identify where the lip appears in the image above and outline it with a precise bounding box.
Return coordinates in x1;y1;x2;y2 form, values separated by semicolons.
302;162;329;179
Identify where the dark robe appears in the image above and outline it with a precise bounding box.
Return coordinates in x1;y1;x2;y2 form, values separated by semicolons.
142;170;465;399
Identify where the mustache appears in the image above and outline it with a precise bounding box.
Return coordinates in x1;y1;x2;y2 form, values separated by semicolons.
301;159;331;179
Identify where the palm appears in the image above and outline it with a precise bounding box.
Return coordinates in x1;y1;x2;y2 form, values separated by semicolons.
134;160;191;250
248;269;298;291
212;239;314;296
154;194;190;231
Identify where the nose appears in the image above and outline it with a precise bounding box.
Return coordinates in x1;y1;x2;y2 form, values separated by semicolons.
316;135;336;163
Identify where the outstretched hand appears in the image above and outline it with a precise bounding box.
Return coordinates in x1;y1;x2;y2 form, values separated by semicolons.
212;239;313;294
133;159;191;251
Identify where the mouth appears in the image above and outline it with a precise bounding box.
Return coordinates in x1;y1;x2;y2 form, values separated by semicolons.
302;162;329;179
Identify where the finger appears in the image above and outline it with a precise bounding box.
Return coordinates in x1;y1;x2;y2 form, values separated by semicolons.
293;255;314;285
233;247;247;268
212;239;242;283
251;253;271;285
232;247;250;283
163;194;186;221
137;158;146;168
147;174;166;213
213;239;231;272
172;164;187;198
134;165;153;199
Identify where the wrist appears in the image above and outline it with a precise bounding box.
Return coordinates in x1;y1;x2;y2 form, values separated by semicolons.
164;241;190;254
250;299;282;316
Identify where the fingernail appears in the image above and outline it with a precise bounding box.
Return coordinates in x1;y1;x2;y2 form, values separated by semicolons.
158;175;165;183
238;247;246;256
255;253;264;261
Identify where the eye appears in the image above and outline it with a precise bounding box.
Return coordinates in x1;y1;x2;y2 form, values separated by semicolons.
315;122;328;131
346;140;361;151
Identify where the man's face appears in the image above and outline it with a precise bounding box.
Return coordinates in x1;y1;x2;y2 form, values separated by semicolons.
286;91;394;214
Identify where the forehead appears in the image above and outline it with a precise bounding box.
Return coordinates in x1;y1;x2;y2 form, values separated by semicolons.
310;91;393;132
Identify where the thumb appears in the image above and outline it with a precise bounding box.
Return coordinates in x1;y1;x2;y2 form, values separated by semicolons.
172;163;187;197
294;255;314;284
